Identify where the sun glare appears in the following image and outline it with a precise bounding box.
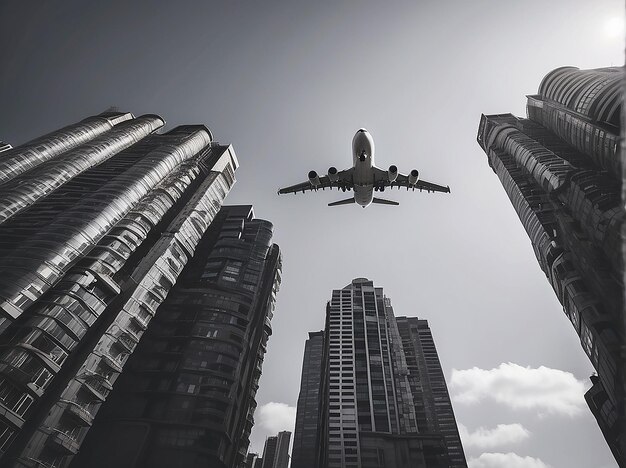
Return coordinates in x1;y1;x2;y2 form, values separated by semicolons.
605;16;625;38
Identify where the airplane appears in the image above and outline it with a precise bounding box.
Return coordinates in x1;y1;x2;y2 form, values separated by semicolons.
277;128;450;207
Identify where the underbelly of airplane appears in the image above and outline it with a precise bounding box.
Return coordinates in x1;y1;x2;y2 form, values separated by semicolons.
354;185;373;207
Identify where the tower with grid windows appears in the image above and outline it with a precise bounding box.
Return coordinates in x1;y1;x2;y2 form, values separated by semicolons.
292;278;466;468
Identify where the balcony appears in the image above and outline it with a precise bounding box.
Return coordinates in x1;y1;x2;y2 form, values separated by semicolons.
0;363;37;390
100;353;123;373
17;457;58;468
80;372;113;401
62;400;94;425
117;330;139;352
82;380;107;401
130;314;149;330
47;429;80;454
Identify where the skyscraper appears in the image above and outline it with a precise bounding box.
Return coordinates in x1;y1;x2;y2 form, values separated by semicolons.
260;431;291;468
395;317;466;467
273;431;291;468
261;436;277;468
476;66;624;465
292;278;466;468
292;331;324;468
244;453;260;468
0;111;281;468
72;205;281;468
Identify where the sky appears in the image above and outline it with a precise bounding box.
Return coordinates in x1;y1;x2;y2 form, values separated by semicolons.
0;1;624;467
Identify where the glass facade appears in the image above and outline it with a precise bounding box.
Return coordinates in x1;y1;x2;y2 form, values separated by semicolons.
476;66;624;466
293;278;466;468
0;111;134;186
0;112;262;468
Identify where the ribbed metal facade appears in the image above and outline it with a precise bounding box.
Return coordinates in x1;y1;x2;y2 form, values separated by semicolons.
477;66;624;466
293;278;466;468
0;111;247;468
71;205;281;468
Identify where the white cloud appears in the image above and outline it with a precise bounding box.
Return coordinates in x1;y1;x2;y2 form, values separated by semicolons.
468;452;552;468
459;423;530;449
450;363;587;416
255;402;297;434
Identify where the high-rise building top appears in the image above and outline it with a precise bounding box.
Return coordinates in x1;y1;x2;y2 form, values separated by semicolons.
259;431;290;468
292;278;466;468
0;111;280;468
477;66;624;466
527;66;621;178
244;453;260;468
272;431;291;468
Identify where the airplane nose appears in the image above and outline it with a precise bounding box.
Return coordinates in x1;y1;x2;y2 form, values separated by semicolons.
357;128;367;133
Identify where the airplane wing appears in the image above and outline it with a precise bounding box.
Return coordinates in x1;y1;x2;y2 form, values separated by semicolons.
372;167;450;193
278;168;354;194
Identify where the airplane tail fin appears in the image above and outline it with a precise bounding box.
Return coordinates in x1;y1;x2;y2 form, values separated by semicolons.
372;197;399;206
328;197;356;207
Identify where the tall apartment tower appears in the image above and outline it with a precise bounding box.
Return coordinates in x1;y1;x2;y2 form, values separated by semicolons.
395;317;466;467
72;205;282;468
0;112;281;468
477;66;624;465
260;431;291;468
292;278;466;468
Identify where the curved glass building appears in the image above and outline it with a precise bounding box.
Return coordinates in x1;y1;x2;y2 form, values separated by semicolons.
0;112;281;468
477;66;624;466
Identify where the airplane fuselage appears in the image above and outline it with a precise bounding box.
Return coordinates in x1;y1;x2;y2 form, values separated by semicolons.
277;127;449;206
352;129;376;207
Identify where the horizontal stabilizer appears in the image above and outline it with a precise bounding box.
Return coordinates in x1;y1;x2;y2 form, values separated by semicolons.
372;197;399;206
328;197;356;207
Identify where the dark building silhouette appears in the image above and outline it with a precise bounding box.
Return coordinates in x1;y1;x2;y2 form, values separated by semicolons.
0;112;281;468
477;66;624;466
260;431;290;468
244;453;259;468
291;331;324;468
292;278;466;468
261;436;277;468
272;430;291;468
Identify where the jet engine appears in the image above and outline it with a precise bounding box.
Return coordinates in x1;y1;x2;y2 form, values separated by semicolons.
408;169;419;185
308;170;321;187
328;166;339;182
388;165;398;182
